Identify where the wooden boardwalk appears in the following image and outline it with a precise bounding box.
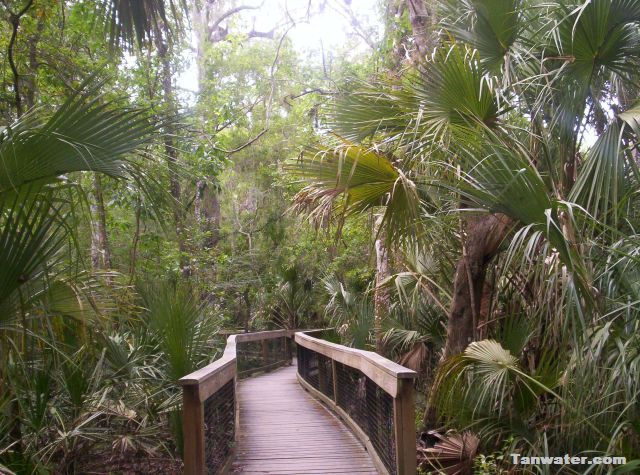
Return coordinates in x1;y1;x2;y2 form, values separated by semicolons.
231;365;379;474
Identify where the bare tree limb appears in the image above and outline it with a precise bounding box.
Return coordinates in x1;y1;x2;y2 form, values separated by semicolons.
283;88;335;108
328;0;376;49
211;128;269;155
210;2;264;32
247;28;276;39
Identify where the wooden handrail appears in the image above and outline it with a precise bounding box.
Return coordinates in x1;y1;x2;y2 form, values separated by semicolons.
179;329;294;475
295;331;418;475
295;331;415;397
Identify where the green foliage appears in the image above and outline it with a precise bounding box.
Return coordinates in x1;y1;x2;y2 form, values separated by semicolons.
291;0;640;468
140;280;217;381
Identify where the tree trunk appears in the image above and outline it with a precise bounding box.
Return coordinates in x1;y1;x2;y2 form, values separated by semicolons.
5;0;35;118
90;174;112;270
24;13;45;111
243;288;251;333
442;213;512;358
374;218;390;354
195;181;221;249
129;200;142;284
406;0;433;60
154;28;190;277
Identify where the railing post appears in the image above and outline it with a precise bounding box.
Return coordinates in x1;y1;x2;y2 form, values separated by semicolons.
285;336;292;364
393;379;416;475
331;359;338;402
183;385;205;475
261;339;269;367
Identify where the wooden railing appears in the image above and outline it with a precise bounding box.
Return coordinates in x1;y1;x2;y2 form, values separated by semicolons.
295;331;418;475
179;330;294;475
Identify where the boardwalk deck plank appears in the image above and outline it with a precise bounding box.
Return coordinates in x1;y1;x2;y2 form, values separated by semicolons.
230;365;379;475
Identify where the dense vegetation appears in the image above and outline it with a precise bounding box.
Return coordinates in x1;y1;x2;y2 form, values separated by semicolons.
1;0;639;474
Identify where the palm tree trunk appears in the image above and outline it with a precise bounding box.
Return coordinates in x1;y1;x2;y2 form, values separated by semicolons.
442;213;512;357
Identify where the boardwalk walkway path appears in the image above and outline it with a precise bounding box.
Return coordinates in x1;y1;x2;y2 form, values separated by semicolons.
231;365;378;474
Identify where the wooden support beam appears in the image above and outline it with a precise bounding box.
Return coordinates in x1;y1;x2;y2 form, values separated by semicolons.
394;379;417;475
182;385;205;475
317;354;325;394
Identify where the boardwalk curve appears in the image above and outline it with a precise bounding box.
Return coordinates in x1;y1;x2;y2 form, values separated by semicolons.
179;330;417;475
231;365;378;474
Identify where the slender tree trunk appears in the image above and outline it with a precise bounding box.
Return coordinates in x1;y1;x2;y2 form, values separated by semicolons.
5;0;35;117
442;213;512;357
154;28;190;277
243;288;251;333
193;4;223;254
24;14;45;111
374;218;390;354
95;175;112;268
195;181;221;248
90;174;112;270
129;200;142;284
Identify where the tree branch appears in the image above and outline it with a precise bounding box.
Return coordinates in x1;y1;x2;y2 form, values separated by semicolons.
247;28;275;39
211;128;269;155
210;3;263;32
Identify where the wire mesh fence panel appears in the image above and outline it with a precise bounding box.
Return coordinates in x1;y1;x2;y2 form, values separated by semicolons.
335;362;397;475
297;344;319;390
317;353;334;399
265;336;288;366
203;380;235;474
236;340;263;376
237;336;290;377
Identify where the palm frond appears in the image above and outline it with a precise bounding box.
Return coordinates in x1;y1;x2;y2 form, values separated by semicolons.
94;0;188;49
445;0;524;73
0;190;68;318
570;122;631;227
0;80;156;194
288;142;422;244
327;44;508;152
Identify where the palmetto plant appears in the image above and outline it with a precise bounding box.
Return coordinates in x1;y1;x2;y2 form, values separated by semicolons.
139;280;217;382
323;275;374;350
0;81;160;471
290;0;640;469
271;264;312;330
0;81;156;326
